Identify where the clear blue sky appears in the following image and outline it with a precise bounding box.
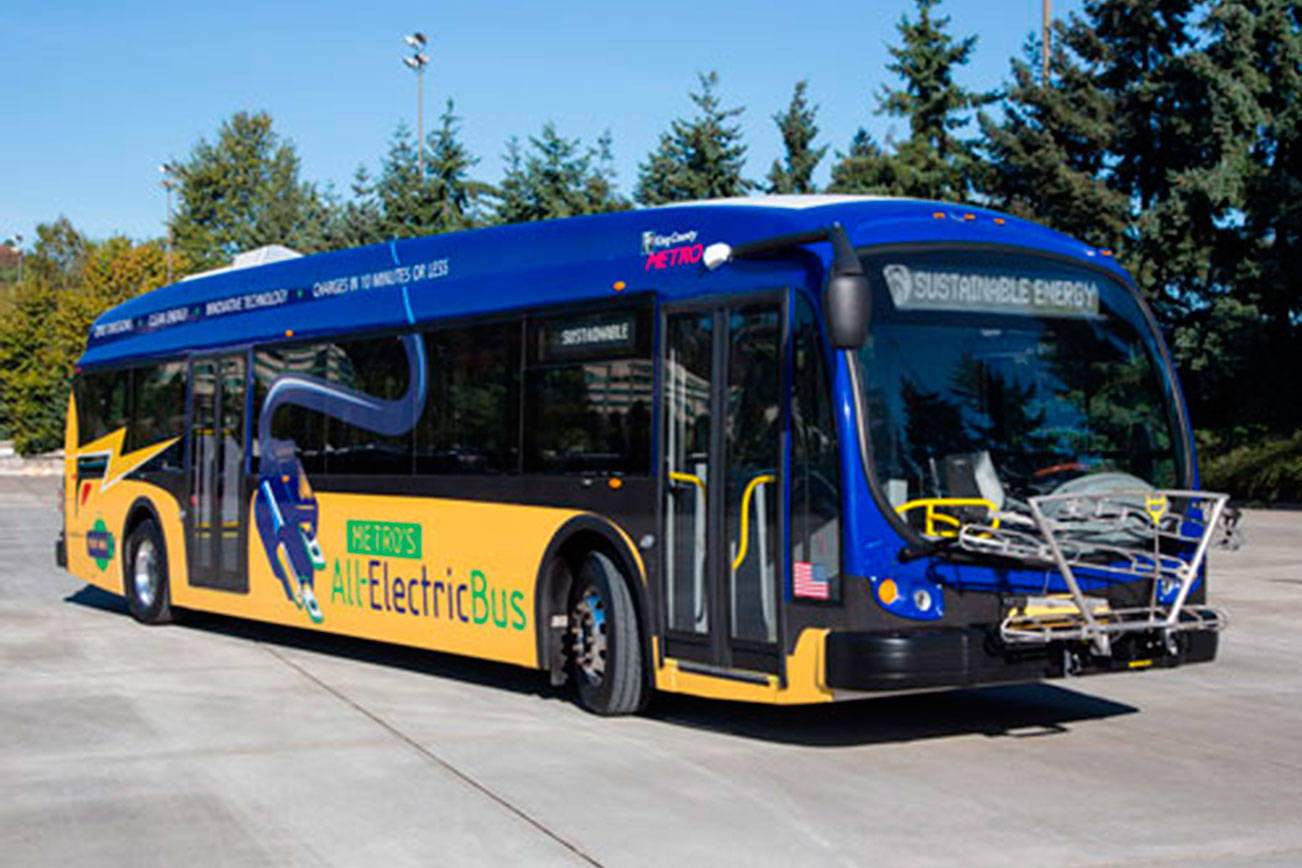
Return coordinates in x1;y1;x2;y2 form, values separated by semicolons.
1;0;1082;246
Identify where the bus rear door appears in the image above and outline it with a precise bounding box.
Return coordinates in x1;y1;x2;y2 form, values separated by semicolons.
187;353;248;591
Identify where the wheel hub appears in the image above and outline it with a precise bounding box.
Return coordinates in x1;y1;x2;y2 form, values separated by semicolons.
133;537;159;609
569;587;607;684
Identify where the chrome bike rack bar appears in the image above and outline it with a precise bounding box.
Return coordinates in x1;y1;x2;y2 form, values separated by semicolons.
956;490;1232;656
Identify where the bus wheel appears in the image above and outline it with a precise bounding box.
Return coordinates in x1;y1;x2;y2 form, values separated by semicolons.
567;551;646;716
125;519;175;625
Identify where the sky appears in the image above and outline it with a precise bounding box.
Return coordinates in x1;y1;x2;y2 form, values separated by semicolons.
0;0;1084;246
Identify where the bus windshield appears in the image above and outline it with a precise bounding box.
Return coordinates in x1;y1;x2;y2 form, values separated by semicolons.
856;248;1187;523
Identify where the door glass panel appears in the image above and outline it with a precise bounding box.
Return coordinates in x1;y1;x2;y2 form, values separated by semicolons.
791;295;840;593
191;361;217;574
726;306;780;643
664;311;712;634
218;356;246;581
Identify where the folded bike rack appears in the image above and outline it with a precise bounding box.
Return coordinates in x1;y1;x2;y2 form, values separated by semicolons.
954;489;1235;657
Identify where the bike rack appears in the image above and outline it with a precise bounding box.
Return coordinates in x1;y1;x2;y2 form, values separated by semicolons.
954;489;1234;657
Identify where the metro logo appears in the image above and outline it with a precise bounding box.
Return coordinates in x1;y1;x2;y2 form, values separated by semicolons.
644;243;704;271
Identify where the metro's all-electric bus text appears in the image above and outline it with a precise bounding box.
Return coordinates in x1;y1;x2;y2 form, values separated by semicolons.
57;196;1230;715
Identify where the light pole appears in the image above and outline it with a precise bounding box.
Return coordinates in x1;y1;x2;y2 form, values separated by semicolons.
402;32;430;179
159;162;177;284
13;233;22;284
1042;0;1052;86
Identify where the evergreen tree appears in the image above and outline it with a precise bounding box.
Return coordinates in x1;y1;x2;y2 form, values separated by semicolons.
495;123;626;224
170;111;324;268
320;166;386;250
831;0;988;200
978;24;1129;247
1166;0;1302;433
635;72;753;205
766;80;827;194
828;130;901;194
377;102;487;238
426;101;491;232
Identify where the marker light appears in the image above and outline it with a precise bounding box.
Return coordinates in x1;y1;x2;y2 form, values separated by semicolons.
1101;249;1114;257
963;213;976;221
612;281;626;292
878;579;899;605
994;217;1006;225
932;211;945;219
608;477;623;490
285;329;294;338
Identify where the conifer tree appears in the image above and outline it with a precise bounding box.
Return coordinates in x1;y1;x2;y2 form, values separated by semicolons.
978;24;1128;247
495;124;626;224
831;0;988;200
636;72;753;205
828;130;900;194
376;102;488;238
767;81;827;194
170;112;324;268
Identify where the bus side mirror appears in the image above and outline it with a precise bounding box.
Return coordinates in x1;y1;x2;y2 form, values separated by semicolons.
824;224;871;349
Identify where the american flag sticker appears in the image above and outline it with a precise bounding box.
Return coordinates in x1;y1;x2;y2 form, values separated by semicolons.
793;561;830;600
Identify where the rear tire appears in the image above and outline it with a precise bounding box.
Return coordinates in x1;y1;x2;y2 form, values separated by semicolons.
125;519;175;625
567;551;647;716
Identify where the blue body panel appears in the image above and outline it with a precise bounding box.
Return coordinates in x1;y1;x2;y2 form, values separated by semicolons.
82;196;1179;602
81;197;1130;368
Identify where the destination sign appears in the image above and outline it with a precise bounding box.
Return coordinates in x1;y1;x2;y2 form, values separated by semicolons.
880;262;1102;318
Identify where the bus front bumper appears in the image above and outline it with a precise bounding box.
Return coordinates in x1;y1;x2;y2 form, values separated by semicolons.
823;626;1218;693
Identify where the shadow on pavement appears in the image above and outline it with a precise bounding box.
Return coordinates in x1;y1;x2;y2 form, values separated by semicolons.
65;584;558;700
645;682;1137;747
65;584;1136;746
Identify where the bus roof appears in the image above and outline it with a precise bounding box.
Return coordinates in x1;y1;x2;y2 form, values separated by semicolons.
80;195;1128;368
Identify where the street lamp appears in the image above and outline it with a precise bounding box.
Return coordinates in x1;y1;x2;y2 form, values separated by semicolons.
159;162;178;284
402;32;430;179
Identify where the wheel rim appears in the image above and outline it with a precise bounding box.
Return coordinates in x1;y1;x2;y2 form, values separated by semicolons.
133;537;159;609
569;585;607;684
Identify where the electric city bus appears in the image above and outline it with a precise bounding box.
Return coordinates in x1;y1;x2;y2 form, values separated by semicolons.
57;196;1231;715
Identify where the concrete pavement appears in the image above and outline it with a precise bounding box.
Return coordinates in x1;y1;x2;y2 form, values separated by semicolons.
2;475;1300;867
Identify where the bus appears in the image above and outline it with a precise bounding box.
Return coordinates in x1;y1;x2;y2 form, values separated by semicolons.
57;195;1231;715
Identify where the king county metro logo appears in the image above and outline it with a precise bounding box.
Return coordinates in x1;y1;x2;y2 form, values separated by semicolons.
86;519;115;572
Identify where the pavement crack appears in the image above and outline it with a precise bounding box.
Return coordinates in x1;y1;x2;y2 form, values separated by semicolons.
264;646;602;867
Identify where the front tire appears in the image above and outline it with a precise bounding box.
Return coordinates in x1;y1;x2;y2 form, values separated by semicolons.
567;551;647;716
125;519;175;625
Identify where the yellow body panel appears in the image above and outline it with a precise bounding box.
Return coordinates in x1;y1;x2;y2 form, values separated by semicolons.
62;395;836;704
655;630;833;704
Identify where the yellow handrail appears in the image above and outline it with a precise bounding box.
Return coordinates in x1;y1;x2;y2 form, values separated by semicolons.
668;470;705;490
732;473;776;571
894;497;999;537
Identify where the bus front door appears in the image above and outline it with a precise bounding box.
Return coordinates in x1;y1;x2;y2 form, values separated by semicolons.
187;353;248;592
662;300;783;676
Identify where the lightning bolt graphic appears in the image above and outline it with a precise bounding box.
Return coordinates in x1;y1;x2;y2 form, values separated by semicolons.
77;427;180;494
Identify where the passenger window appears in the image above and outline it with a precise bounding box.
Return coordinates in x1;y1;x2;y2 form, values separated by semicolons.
324;336;414;475
129;361;187;470
416;321;522;474
76;370;129;445
254;344;329;475
523;307;653;475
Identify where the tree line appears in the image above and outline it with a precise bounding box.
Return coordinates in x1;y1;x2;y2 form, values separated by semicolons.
2;0;1299;499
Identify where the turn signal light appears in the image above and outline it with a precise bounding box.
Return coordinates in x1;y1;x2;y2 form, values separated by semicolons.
878;578;899;605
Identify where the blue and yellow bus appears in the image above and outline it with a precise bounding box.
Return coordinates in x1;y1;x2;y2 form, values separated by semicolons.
58;196;1229;714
